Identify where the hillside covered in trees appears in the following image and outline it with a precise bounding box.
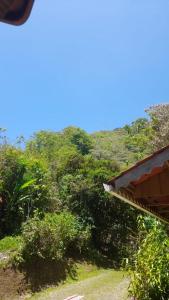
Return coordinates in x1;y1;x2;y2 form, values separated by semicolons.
0;104;169;299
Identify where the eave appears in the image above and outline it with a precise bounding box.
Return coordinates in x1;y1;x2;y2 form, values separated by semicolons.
104;145;169;224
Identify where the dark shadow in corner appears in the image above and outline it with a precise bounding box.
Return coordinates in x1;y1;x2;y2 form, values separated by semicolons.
74;249;115;269
18;258;77;292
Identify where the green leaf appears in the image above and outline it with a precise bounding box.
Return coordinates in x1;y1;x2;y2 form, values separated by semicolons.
19;179;36;190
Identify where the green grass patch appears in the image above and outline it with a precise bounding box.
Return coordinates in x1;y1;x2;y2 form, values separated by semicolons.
29;262;127;300
0;236;22;253
66;262;106;283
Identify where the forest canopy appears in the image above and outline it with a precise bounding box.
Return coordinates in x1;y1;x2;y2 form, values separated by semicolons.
0;104;169;269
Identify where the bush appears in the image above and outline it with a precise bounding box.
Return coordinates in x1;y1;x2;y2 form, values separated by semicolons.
129;221;169;300
16;212;90;264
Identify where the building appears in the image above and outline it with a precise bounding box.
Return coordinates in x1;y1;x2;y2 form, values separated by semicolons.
104;145;169;223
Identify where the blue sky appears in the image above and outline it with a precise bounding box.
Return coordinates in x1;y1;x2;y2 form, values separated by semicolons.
0;0;169;140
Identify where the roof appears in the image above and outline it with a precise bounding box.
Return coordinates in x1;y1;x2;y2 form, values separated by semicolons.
0;0;34;26
104;145;169;223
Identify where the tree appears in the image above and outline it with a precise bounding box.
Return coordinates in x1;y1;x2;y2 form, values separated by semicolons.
58;155;137;263
63;126;93;155
0;146;50;236
26;130;61;161
91;129;133;166
146;104;169;150
124;118;152;160
27;127;92;160
53;145;84;180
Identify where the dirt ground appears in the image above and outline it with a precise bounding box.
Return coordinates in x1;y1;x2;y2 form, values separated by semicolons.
0;259;74;299
0;267;26;300
0;262;129;300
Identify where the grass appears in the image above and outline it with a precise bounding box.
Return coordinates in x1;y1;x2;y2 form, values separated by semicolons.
64;262;107;284
0;236;22;253
0;236;22;269
29;263;128;300
0;237;129;299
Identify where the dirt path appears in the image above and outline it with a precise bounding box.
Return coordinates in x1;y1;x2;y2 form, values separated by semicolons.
30;271;129;300
107;278;130;300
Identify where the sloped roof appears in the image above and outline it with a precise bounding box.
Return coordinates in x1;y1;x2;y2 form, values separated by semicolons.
104;145;169;223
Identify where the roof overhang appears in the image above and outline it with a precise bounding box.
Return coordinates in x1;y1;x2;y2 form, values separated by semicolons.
104;145;169;224
0;0;34;25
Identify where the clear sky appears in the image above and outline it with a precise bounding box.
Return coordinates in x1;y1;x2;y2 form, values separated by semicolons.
0;0;169;140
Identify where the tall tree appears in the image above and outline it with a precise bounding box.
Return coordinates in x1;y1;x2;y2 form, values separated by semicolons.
146;104;169;150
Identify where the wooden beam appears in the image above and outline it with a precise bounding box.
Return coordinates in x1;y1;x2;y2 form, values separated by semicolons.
134;169;169;198
104;184;169;224
158;209;169;213
147;203;169;207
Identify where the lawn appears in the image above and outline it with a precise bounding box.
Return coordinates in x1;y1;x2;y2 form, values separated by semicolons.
29;263;129;300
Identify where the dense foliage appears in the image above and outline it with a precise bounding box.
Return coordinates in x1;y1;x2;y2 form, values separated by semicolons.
129;218;169;300
146;104;169;150
1;104;169;287
0;125;140;264
0;146;50;235
17;212;90;264
128;104;169;300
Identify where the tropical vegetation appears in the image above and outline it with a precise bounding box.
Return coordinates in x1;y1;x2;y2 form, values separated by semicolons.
0;103;169;299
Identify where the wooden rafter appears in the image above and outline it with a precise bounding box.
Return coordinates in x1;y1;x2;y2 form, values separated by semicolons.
105;145;169;223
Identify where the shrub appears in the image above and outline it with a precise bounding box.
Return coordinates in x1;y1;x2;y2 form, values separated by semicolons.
129;221;169;300
16;212;90;264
